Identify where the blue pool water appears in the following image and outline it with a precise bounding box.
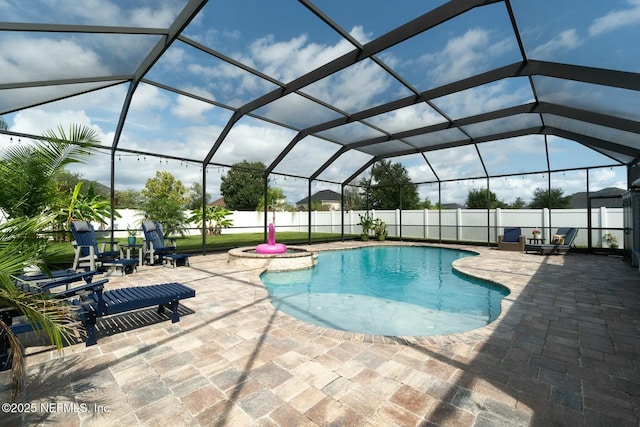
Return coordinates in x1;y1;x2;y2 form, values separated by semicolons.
261;246;510;336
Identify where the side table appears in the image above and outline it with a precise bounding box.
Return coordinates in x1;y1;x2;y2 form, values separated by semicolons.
120;243;143;267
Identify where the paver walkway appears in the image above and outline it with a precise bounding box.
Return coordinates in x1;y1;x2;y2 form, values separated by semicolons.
1;242;638;426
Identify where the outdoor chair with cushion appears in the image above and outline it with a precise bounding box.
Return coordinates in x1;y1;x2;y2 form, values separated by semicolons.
498;227;525;251
70;221;121;271
525;227;579;255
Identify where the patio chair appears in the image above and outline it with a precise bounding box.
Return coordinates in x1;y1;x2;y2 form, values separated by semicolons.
76;281;196;346
498;227;525;252
141;221;184;266
525;227;579;255
70;221;121;271
1;271;108;369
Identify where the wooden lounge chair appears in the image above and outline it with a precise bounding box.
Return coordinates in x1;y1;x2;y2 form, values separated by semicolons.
525;227;578;255
70;221;122;271
142;221;190;267
142;221;176;265
498;227;525;252
74;282;196;346
1;271;108;369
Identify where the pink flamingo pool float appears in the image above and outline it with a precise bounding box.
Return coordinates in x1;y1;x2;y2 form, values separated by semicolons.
256;223;287;254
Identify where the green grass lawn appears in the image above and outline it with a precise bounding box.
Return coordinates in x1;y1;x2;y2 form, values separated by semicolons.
45;232;353;267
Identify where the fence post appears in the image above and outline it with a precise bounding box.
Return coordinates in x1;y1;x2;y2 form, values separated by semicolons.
542;208;550;241
424;209;428;239
600;206;607;247
456;208;462;241
495;208;502;243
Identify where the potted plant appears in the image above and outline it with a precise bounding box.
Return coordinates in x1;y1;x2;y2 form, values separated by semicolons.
604;233;618;249
126;225;137;245
532;228;541;239
358;212;374;241
373;218;387;241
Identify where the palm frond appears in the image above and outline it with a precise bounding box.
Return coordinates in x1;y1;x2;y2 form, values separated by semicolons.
0;319;25;402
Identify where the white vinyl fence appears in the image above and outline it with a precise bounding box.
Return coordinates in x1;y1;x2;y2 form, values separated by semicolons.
110;207;624;249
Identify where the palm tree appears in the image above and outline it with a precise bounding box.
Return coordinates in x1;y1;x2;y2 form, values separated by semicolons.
0;124;99;219
188;205;233;235
0;214;78;401
0;124;99;400
0;116;8;131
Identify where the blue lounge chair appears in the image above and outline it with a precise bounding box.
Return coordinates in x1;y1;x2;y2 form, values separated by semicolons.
2;272;196;358
498;227;525;251
76;282;196;346
142;221;189;267
525;227;579;255
1;271;108;369
70;221;121;271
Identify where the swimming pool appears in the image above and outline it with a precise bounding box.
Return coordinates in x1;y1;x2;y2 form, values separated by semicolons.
261;246;509;336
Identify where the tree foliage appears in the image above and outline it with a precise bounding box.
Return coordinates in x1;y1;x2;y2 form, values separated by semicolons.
465;188;507;209
528;187;571;209
509;197;527;209
115;189;142;208
185;182;211;211
220;161;266;210
140;171;188;236
342;186;362;211
359;160;420;210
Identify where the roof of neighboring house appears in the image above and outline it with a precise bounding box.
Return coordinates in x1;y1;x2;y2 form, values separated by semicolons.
568;187;624;209
208;197;227;208
296;190;341;206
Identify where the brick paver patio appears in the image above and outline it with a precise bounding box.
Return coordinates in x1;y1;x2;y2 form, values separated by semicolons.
1;242;638;426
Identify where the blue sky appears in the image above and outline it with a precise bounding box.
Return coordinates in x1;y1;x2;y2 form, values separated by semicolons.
1;0;638;205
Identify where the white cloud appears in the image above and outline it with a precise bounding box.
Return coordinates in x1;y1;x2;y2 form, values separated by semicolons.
248;33;355;83
170;88;215;121
530;29;580;59
589;0;640;36
421;28;513;85
0;36;108;83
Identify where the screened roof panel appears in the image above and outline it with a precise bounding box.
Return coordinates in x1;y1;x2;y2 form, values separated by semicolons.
547;136;622;170
145;41;280;109
543;114;640;150
425;145;485;180
431;78;535;120
272;136;342;178
394;153;438;184
0;81;126;114
119;82;234;158
252;93;345;130
0;0;188;27
209;116;297;167
461;114;542;139
299;59;413;114
358;140;414;157
403;128;468;149
477;135;548;176
316;149;374;183
182;0;356;84
512;0;640;73
1;32;160;84
314;121;386;145
309;1;449;45
382;2;522;92
366;103;446;134
534;76;640;122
